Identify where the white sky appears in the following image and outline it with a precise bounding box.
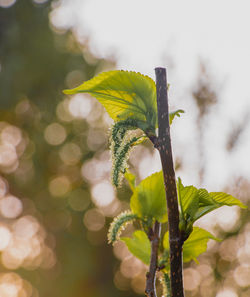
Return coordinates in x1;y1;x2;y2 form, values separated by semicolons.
53;0;250;190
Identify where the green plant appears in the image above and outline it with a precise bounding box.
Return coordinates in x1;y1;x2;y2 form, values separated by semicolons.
64;68;247;297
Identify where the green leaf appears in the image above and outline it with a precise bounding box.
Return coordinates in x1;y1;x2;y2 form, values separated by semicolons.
169;109;185;125
177;180;247;224
124;170;136;191
192;189;219;221
177;178;199;220
197;189;216;206
209;192;247;209
63;70;157;132
163;227;220;263
130;171;167;223
182;227;220;263
162;231;169;250
121;230;151;265
177;177;184;219
194;190;247;221
193;205;218;221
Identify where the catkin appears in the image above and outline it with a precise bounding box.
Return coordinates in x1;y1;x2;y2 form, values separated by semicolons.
108;211;138;244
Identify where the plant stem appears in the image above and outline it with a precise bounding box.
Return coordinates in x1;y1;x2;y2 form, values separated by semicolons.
154;67;185;297
145;221;161;297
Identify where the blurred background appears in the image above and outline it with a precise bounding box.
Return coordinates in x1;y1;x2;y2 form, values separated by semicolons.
0;1;249;297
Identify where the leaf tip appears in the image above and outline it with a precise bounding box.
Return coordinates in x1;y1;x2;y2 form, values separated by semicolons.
240;203;248;209
62;89;73;95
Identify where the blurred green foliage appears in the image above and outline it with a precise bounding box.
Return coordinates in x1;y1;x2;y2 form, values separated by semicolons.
0;1;137;297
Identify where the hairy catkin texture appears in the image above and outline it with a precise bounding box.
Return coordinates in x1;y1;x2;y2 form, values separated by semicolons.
111;124;126;157
108;211;138;244
111;118;139;153
110;119;140;187
112;136;139;187
160;273;171;297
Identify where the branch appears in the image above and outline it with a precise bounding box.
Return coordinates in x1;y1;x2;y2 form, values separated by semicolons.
154;67;185;297
145;221;161;297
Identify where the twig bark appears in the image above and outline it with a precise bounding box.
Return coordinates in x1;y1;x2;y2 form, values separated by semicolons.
145;221;161;297
154;67;185;297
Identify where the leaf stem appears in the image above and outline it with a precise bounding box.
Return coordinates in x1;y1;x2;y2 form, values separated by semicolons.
145;221;161;297
154;67;185;297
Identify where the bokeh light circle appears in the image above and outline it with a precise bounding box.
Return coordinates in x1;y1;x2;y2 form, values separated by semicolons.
0;225;12;251
91;181;115;207
83;208;105;231
68;189;90;211
0;143;17;167
0;195;23;219
49;176;71;197
44;123;66;146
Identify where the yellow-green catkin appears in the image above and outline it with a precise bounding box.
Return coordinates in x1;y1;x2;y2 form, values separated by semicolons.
110;119;140;187
112;136;139;187
108;211;137;244
160;273;171;297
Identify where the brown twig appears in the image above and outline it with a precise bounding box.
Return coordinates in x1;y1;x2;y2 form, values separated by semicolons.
154;67;185;297
145;221;161;297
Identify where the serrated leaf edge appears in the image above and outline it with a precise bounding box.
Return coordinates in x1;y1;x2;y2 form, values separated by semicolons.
63;70;156;94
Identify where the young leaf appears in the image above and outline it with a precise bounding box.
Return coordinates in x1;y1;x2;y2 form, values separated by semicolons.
124;170;136;191
169;109;185;125
162;231;170;251
130;171;168;223
158;249;170;272
177;179;247;224
191;189;219;221
64;70;157;133
108;211;138;244
197;188;216;206
177;178;199;220
193;190;247;221
193;205;218;221
121;230;151;265
182;227;220;263
163;227;220;263
209;192;247;209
